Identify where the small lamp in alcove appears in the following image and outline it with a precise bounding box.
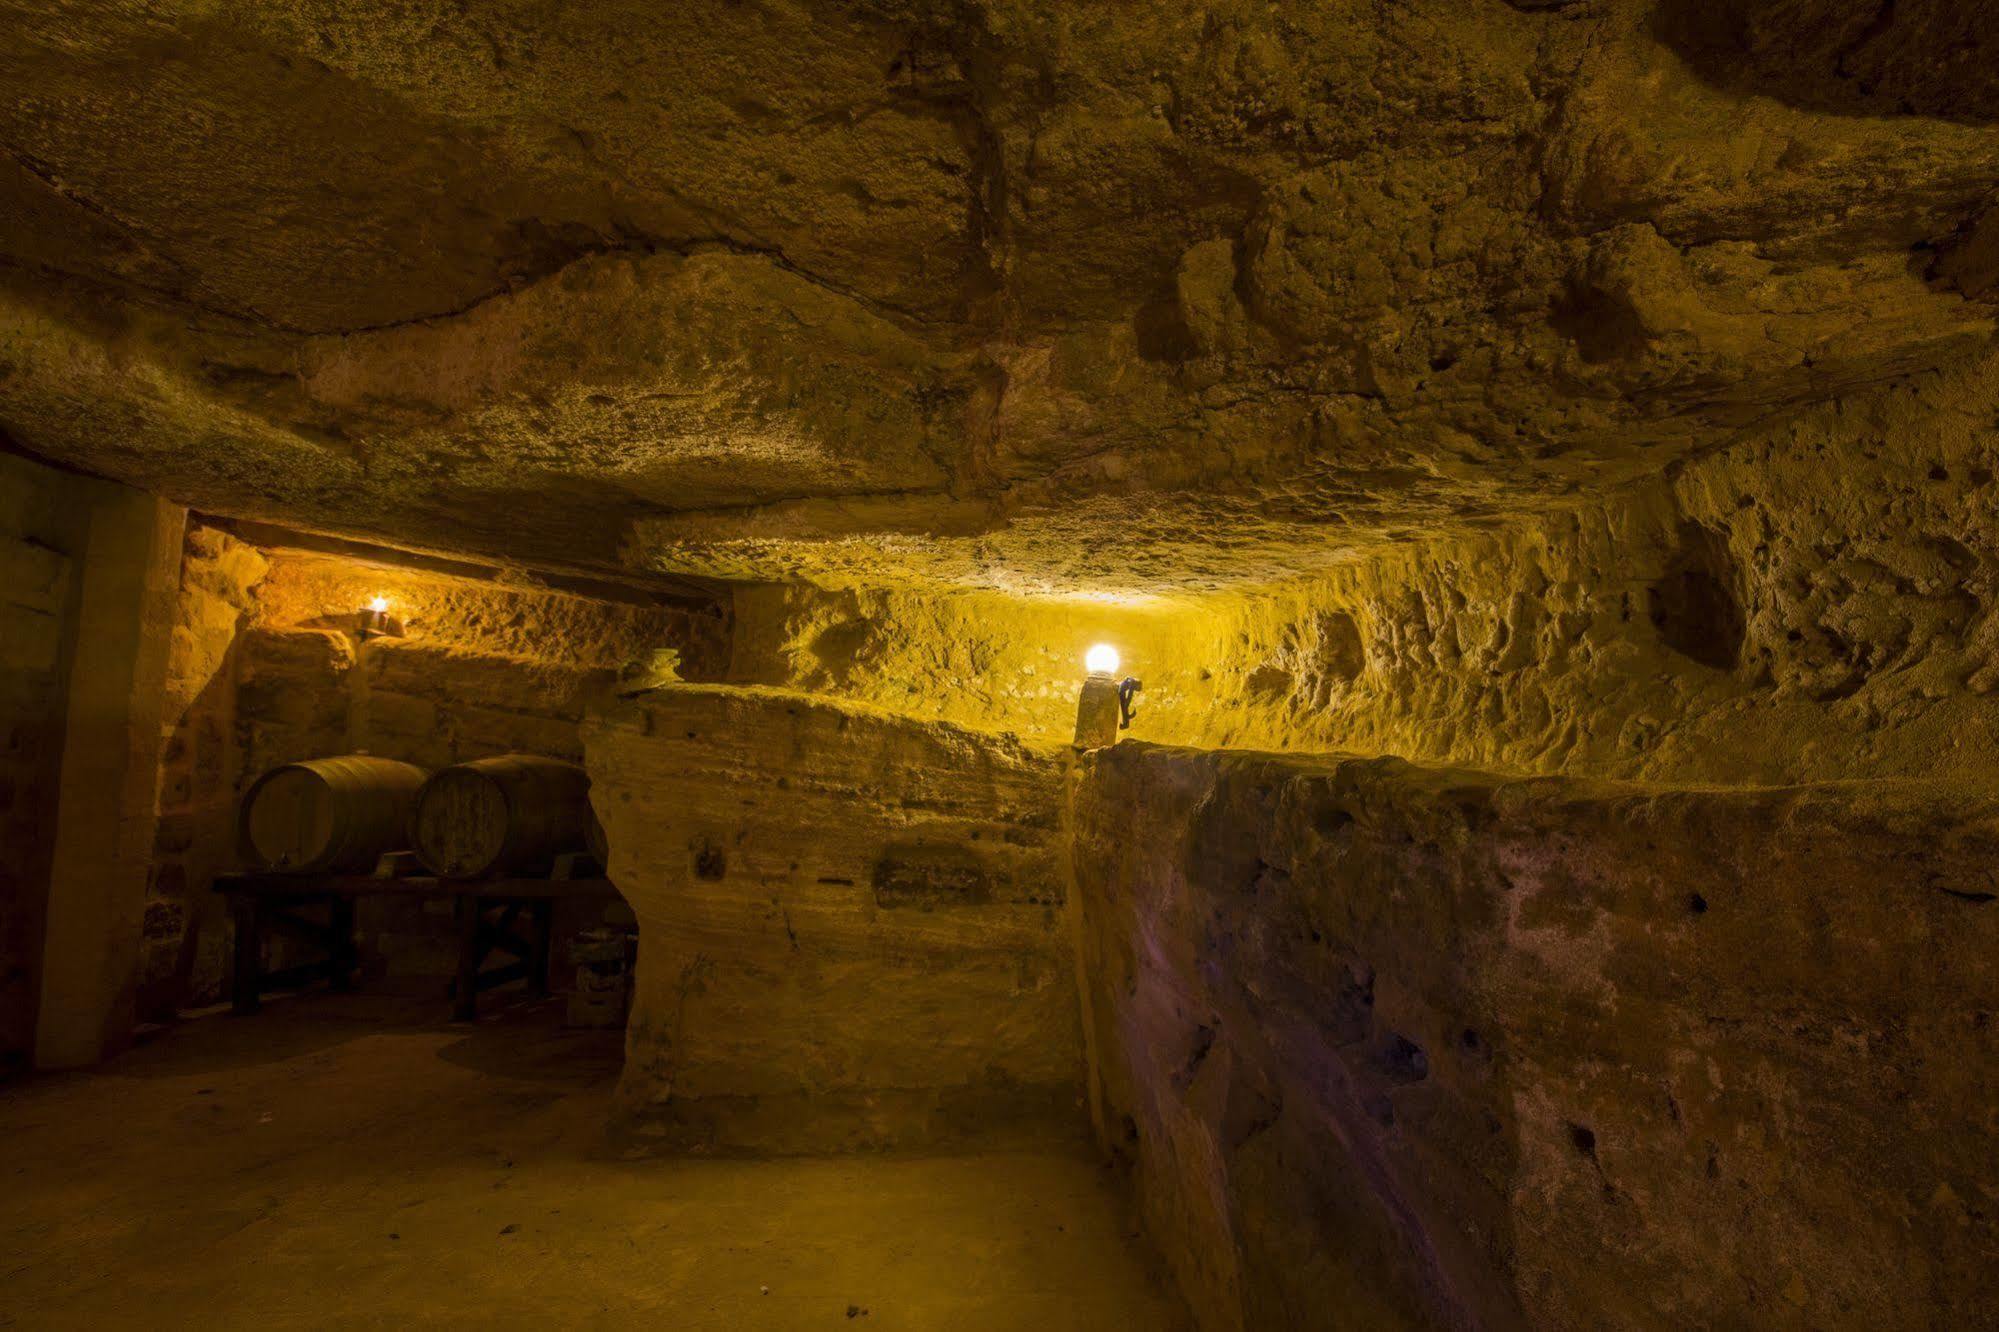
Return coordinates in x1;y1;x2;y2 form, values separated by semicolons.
357;595;405;641
1073;643;1142;749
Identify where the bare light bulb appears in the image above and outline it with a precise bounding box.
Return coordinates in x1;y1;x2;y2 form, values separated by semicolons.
367;596;390;614
1085;643;1120;676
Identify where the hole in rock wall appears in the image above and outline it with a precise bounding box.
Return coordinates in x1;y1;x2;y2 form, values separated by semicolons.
1314;805;1356;839
809;618;871;679
1373;1032;1429;1084
1248;609;1370;710
693;838;728;881
1550;281;1651;365
1247;663;1294;699
1648;523;1745;671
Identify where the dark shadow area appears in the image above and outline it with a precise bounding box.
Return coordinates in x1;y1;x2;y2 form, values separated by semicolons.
1653;0;1999;124
98;982;618;1080
434;999;624;1084
1648;522;1745;671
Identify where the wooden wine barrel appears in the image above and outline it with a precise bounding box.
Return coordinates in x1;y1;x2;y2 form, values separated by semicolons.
239;755;429;874
411;754;594;879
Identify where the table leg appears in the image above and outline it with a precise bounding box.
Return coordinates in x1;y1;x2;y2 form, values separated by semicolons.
453;896;481;1022
530;900;554;997
328;896;357;992
230;894;261;1015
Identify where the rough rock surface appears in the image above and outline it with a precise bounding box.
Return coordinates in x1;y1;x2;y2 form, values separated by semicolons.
725;347;1999;790
5;5;1999;1326
720;580;1223;746
1072;741;1999;1330
0;452;89;1073
583;685;1080;1152
2;1;1996;592
1189;347;1999;783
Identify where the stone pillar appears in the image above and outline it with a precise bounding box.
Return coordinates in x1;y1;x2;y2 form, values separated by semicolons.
1072;674;1121;749
34;486;185;1069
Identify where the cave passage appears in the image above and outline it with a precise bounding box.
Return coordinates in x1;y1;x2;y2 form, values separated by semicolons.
2;2;1997;1329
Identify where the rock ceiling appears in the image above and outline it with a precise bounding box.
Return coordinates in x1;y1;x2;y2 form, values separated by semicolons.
1;0;1995;596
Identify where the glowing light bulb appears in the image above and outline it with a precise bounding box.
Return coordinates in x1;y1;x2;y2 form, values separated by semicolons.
1085;643;1120;676
368;596;390;614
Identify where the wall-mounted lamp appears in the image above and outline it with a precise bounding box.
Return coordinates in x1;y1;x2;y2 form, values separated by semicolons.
1074;643;1143;749
1117;675;1143;729
357;595;405;640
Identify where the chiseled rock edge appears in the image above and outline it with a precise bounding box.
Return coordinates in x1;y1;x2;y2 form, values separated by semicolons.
1072;741;1999;1330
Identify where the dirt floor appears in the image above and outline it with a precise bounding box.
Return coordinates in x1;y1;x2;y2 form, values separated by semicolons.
0;986;1185;1330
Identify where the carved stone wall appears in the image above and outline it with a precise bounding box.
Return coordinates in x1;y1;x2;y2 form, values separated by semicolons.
584;685;1081;1153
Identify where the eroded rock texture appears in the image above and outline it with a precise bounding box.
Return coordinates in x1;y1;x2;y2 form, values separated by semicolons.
2;0;1995;591
1072;743;1999;1329
584;685;1080;1152
1192;348;1999;783
5;4;1999;1326
716;346;1999;793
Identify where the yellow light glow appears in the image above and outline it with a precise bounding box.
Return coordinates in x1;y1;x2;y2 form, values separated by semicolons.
367;596;390;614
1085;643;1120;676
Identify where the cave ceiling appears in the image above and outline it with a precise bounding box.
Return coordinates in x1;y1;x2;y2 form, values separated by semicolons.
1;0;1995;596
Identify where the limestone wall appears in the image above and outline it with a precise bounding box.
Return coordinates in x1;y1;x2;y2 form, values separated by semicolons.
1192;349;1999;785
724;581;1221;748
583;685;1081;1153
1071;742;1998;1331
0;453;88;1074
724;349;1999;792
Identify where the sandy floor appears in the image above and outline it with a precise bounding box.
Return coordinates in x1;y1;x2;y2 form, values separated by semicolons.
0;988;1184;1330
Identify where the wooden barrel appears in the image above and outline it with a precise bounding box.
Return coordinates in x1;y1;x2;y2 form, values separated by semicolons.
411;755;594;879
239;755;429;874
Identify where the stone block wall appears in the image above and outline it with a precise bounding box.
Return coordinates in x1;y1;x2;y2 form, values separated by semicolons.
1071;742;1998;1331
0;453;88;1074
583;685;1081;1153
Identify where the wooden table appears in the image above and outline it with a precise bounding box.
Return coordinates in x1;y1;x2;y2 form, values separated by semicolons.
213;871;620;1021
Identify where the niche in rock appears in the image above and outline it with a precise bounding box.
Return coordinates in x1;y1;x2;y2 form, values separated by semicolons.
1300;609;1367;708
872;841;992;909
809;617;872;680
692;836;727;880
1314;610;1366;683
1648;523;1745;671
1254;609;1371;709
